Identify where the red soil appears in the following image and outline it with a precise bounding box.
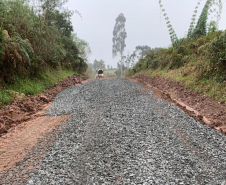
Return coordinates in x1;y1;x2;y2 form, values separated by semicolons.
131;75;226;135
0;74;84;136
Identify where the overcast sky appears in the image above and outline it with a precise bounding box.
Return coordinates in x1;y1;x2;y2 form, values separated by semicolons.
65;0;226;68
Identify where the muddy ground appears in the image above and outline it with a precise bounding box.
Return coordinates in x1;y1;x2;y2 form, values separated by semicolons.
131;75;226;135
0;74;84;136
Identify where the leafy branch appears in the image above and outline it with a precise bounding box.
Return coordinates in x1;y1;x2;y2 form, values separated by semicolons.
159;0;178;47
187;0;202;39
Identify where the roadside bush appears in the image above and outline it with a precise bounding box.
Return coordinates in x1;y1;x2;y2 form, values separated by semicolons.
208;30;226;81
127;30;226;85
148;58;159;69
0;0;90;86
0;28;4;68
169;53;183;69
125;69;135;77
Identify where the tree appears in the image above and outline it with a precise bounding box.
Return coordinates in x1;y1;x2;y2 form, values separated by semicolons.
135;45;151;58
187;0;202;39
0;0;90;84
93;59;99;71
191;0;211;38
92;59;105;71
115;62;127;77
72;34;91;61
99;59;105;70
51;10;74;37
112;13;127;76
208;20;218;33
159;0;223;44
125;45;151;68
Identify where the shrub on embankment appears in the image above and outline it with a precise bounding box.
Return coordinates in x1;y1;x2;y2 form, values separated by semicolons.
127;30;226;102
0;0;90;105
0;0;89;82
0;69;77;106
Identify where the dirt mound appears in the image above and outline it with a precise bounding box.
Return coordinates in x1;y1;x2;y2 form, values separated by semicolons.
131;75;226;135
0;74;84;136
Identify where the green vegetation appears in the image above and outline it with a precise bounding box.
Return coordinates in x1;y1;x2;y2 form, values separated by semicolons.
114;62;127;77
93;59;106;71
127;0;226;102
87;59;116;78
127;31;226;102
112;13;127;76
0;0;91;105
0;69;75;105
159;0;223;46
105;70;116;77
159;0;178;47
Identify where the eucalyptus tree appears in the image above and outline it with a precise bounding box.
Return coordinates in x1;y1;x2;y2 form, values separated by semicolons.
124;52;136;69
112;13;127;76
135;45;151;58
115;62;127;77
93;59;106;71
99;59;106;70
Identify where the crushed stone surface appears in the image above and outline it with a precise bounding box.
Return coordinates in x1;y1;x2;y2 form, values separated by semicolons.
1;78;226;184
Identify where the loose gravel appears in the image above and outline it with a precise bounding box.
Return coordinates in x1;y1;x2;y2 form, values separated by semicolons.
1;78;226;185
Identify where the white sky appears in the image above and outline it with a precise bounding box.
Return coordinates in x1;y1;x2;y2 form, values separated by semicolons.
65;0;226;68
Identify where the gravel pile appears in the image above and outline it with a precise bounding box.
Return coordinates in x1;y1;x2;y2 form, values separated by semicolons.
1;78;226;184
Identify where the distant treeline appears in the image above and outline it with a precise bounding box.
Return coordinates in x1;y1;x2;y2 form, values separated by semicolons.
0;0;90;85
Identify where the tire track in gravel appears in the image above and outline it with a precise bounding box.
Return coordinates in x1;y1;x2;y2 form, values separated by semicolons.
1;78;226;184
32;79;226;184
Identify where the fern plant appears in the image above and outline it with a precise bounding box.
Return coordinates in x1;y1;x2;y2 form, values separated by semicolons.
4;32;34;68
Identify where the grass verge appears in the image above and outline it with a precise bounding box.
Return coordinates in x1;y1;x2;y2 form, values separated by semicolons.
0;69;76;106
128;31;226;103
138;66;226;103
104;70;116;77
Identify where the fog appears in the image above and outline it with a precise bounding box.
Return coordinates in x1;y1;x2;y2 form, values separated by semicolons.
65;0;226;68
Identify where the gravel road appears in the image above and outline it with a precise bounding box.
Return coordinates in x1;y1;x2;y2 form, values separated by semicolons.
1;78;226;184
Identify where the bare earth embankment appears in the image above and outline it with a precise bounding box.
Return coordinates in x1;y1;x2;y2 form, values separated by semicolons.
0;74;84;136
131;75;226;134
0;75;91;172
